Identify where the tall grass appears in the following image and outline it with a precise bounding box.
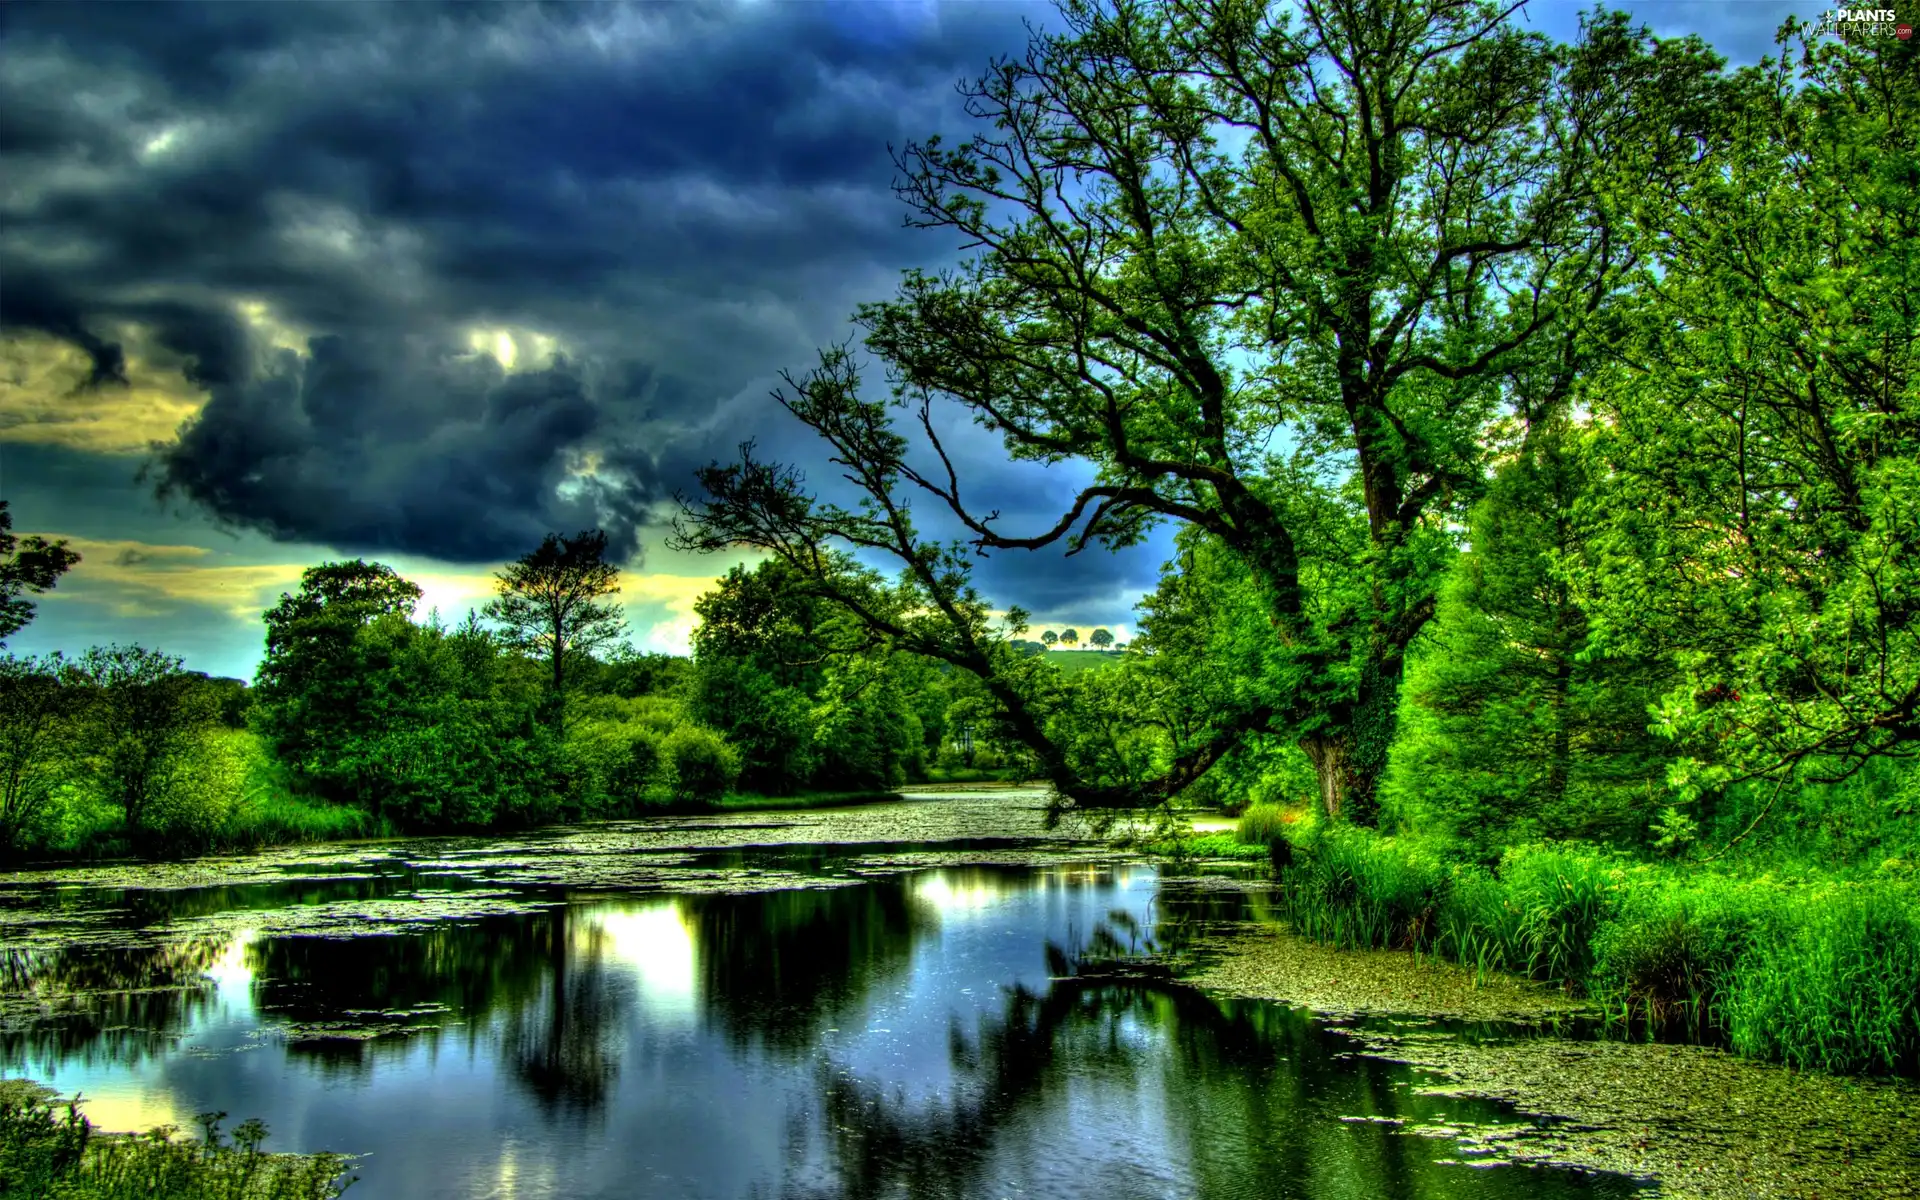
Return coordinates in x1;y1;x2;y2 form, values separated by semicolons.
1270;827;1920;1076
0;1084;355;1199
1283;828;1448;950
1234;803;1293;849
1723;890;1920;1075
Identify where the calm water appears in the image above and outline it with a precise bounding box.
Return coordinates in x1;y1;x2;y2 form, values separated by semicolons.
1;827;1643;1199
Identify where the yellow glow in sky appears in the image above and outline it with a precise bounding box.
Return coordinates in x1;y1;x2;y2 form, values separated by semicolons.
36;537;311;621
465;326;561;373
237;299;310;356
0;330;207;454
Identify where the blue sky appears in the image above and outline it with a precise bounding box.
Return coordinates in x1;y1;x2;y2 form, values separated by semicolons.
0;0;1829;679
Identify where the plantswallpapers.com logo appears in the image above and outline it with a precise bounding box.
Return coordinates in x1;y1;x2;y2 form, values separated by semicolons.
1818;7;1909;39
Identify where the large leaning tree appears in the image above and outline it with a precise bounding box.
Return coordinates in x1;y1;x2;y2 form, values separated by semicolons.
675;0;1726;822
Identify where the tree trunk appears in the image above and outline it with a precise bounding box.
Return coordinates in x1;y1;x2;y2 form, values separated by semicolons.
1545;652;1572;812
548;620;567;736
1300;655;1404;826
1301;734;1350;822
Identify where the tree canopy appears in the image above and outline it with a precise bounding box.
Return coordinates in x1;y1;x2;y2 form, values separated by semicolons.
676;0;1728;822
484;531;628;711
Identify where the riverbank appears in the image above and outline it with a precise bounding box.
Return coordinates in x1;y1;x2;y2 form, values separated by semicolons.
0;781;944;870
1167;878;1920;1199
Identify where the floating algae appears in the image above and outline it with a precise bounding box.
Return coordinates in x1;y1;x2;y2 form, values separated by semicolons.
1178;884;1920;1198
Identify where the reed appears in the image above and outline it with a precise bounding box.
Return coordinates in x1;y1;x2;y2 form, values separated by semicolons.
1269;827;1920;1076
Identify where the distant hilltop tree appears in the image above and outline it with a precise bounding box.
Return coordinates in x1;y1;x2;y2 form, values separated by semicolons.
1059;629;1079;647
1041;630;1058;647
1090;628;1113;650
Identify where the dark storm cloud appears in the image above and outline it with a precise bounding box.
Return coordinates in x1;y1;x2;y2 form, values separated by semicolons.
0;0;1052;563
0;0;1803;606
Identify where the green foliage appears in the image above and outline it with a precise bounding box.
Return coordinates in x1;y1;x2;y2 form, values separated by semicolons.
562;694;676;815
690;561;940;795
482;529;627;709
1273;826;1920;1075
66;646;224;840
253;560;424;788
1140;832;1270;863
575;646;691;700
0;653;77;849
662;725;740;804
256;572;570;831
0;501;81;646
1723;889;1920;1075
1584;26;1920;792
0;1084;354;1199
1587;874;1763;1037
1234;804;1293;850
1280;829;1450;951
1384;424;1675;854
675;3;1728;821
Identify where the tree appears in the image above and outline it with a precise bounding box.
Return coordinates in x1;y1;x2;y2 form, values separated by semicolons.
1058;629;1079;648
484;531;627;722
0;501;80;645
675;0;1727;822
1090;628;1114;650
0;653;76;850
1383;421;1674;853
689;561;834;792
688;560;933;793
255;560;424;785
1584;24;1920;815
1042;631;1059;647
69;645;219;834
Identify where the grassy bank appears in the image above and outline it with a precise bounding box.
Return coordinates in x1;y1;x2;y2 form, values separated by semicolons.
1;747;920;867
1234;811;1920;1077
0;1082;354;1199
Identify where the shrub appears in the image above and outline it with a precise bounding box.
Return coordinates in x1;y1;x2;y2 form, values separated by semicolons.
663;725;740;804
1495;845;1624;984
1587;874;1763;1036
1283;829;1449;951
1432;864;1528;984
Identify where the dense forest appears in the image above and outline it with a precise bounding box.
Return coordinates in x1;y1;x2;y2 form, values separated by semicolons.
2;0;1917;1084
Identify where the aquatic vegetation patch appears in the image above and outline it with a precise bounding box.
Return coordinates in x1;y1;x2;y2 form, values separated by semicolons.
1185;920;1589;1024
1347;1027;1920;1199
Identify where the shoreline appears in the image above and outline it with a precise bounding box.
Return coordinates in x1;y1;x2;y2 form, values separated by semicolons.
1177;893;1920;1199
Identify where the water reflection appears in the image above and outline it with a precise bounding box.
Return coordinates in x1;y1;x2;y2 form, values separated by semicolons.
1;857;1639;1199
691;881;928;1054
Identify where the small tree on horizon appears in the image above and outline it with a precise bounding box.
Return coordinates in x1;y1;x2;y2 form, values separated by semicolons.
485;531;628;726
1041;630;1058;647
1089;628;1113;650
1058;629;1079;648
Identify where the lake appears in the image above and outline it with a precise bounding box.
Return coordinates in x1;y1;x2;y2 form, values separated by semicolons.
1;793;1643;1199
